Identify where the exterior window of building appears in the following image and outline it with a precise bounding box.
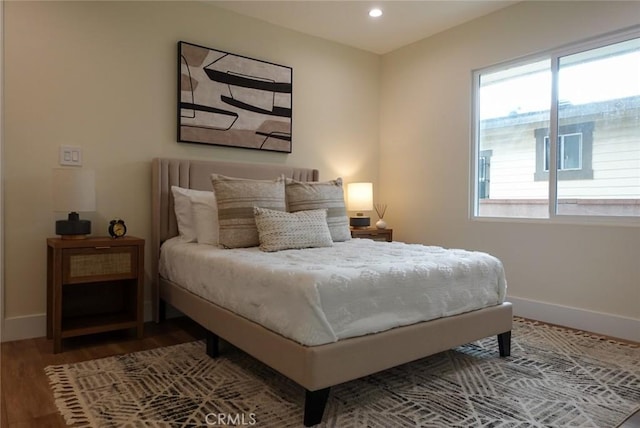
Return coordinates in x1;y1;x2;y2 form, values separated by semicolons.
533;122;594;181
472;30;640;221
548;134;581;171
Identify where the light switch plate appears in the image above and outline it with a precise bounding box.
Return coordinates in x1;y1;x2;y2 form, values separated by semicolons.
59;145;82;166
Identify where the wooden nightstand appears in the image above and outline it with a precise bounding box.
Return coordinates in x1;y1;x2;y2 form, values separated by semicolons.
350;228;393;242
46;236;144;353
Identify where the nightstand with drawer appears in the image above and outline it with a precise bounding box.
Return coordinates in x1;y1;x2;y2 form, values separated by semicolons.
46;236;144;353
350;228;393;242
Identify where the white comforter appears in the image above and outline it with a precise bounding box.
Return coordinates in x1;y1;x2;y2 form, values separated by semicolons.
159;238;507;346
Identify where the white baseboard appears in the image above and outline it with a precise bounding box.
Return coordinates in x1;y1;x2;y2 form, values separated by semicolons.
1;302;158;343
1;313;47;342
508;295;640;343
3;297;638;343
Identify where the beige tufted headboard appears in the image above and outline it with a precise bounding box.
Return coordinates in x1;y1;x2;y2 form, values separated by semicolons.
150;157;319;319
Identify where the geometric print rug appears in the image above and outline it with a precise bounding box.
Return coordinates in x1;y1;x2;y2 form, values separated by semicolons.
46;318;640;427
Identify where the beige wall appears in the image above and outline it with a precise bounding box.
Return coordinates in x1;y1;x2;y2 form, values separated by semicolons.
380;1;640;331
2;2;379;326
3;1;639;341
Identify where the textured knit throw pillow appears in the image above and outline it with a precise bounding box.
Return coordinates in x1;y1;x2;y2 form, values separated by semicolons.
285;178;351;242
254;207;333;252
211;174;286;248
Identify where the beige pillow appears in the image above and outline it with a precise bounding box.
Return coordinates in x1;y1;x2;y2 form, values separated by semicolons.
211;174;286;248
285;178;351;242
254;207;333;252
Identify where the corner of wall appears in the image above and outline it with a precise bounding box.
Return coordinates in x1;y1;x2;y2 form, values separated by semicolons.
1;0;6;341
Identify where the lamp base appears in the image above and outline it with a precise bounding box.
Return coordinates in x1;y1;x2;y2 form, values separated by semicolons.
56;219;91;239
349;216;370;229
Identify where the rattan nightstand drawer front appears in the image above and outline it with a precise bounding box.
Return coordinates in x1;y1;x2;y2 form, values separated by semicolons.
63;246;138;284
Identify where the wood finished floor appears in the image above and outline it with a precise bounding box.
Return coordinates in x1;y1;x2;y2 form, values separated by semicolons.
1;317;638;427
0;317;207;427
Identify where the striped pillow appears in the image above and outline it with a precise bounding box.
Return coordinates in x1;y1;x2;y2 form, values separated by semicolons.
211;174;286;248
254;207;333;252
285;178;351;242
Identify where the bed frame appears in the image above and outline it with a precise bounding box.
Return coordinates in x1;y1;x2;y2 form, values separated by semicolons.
151;157;513;426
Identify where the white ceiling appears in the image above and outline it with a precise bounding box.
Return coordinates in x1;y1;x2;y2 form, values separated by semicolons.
211;1;518;55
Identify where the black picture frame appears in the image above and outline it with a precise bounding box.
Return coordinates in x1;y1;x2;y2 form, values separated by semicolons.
178;41;293;153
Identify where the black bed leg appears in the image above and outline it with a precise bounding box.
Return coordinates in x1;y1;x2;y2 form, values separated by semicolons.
304;387;330;427
498;331;511;357
158;299;167;322
206;331;219;358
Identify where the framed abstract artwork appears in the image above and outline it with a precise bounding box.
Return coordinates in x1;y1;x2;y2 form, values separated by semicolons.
178;41;293;153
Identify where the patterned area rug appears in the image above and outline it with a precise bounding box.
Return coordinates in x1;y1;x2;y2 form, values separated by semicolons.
46;318;640;427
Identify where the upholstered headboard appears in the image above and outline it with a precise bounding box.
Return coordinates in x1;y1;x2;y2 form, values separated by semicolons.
150;157;319;320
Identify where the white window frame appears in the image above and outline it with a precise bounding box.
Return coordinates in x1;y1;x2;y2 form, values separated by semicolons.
470;26;640;226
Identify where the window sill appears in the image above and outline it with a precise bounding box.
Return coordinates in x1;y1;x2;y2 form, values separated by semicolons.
474;198;640;226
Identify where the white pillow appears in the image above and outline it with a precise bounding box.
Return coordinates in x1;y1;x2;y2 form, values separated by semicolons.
171;186;218;245
253;207;333;252
171;186;197;242
191;191;218;245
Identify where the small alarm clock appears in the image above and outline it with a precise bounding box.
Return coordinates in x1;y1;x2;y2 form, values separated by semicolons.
108;218;127;238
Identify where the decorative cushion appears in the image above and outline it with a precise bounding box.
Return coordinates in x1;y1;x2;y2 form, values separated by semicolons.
285;178;351;242
171;186;218;244
254;207;333;252
211;174;286;248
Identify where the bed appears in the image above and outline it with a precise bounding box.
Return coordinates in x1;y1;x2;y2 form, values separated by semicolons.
151;157;513;426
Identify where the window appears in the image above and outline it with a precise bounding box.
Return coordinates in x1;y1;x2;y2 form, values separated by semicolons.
534;122;594;181
473;30;640;220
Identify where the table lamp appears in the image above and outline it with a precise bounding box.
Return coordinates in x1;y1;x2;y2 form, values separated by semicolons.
347;182;373;229
52;168;96;239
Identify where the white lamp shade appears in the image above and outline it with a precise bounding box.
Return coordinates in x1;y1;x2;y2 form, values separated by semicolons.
52;168;96;213
347;182;373;212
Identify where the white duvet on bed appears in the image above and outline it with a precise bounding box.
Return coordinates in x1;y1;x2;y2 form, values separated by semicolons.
159;238;507;346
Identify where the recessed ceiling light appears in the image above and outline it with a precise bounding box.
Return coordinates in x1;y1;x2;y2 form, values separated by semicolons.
369;8;383;18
